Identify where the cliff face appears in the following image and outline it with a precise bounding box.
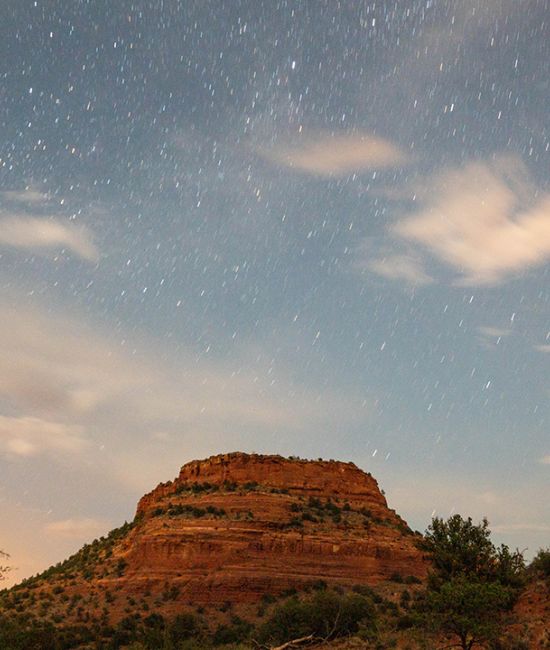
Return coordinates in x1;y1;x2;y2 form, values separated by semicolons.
11;453;429;624
136;452;391;517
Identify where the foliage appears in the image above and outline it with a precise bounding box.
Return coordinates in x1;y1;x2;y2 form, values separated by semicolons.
0;604;212;649
212;616;253;645
285;496;379;529
528;547;550;578
10;519;136;586
258;588;376;645
424;516;493;581
169;612;207;643
424;576;515;649
0;550;11;582
419;515;525;650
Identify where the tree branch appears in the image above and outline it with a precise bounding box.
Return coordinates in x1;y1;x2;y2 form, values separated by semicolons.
270;634;317;650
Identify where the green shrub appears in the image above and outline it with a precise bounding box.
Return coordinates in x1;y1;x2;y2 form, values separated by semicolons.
390;572;404;583
259;589;376;645
529;548;550;577
287;517;303;529
168;612;206;643
212;616;253;645
115;558;128;577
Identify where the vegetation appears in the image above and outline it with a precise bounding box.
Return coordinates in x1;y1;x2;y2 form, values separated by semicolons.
6;520;137;588
0;507;543;649
258;588;377;645
528;547;550;579
283;495;402;531
153;504;227;518
417;515;525;650
0;550;11;583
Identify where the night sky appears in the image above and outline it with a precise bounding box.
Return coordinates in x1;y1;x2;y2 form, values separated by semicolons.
1;0;548;584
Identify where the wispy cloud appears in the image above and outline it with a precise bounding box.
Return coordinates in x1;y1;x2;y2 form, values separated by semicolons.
1;188;51;205
363;253;434;286
0;216;98;262
491;523;550;534
477;326;512;339
534;345;550;354
538;455;550;465
0;416;87;457
353;239;433;286
260;132;409;177
392;157;550;285
44;518;110;540
476;326;512;349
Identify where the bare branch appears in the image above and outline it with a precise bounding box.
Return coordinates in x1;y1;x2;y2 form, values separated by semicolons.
269;634;317;650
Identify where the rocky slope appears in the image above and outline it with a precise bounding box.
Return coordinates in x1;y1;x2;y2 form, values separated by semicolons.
5;453;428;625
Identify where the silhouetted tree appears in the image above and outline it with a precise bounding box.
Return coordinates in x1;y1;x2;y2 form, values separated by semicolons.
0;550;11;581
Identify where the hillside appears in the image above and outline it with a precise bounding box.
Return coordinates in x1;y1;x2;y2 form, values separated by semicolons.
1;452;547;649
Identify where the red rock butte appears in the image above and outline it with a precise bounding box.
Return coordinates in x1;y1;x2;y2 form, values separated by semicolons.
116;452;428;611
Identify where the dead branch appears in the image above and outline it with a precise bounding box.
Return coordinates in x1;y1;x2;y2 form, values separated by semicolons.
270;634;317;649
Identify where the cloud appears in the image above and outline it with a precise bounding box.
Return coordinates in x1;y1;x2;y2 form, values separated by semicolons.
477;326;512;339
44;518;110;540
260;132;409;177
365;253;434;286
534;345;550;354
476;326;512;349
392;157;550;285
0;415;87;457
538;455;550;465
491;523;550;534
0;216;98;262
353;238;433;286
1;188;50;205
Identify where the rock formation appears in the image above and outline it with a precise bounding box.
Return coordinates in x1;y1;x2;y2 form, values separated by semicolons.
128;453;428;603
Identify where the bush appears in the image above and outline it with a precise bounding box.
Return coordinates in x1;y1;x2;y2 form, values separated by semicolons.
212;616;253;645
168;612;206;643
259;589;376;645
115;558;128;577
529;548;550;577
396;613;417;630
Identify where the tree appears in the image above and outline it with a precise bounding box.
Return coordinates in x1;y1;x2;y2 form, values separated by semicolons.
420;515;524;650
425;576;515;650
258;589;377;646
528;547;550;579
423;516;494;581
0;550;11;582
